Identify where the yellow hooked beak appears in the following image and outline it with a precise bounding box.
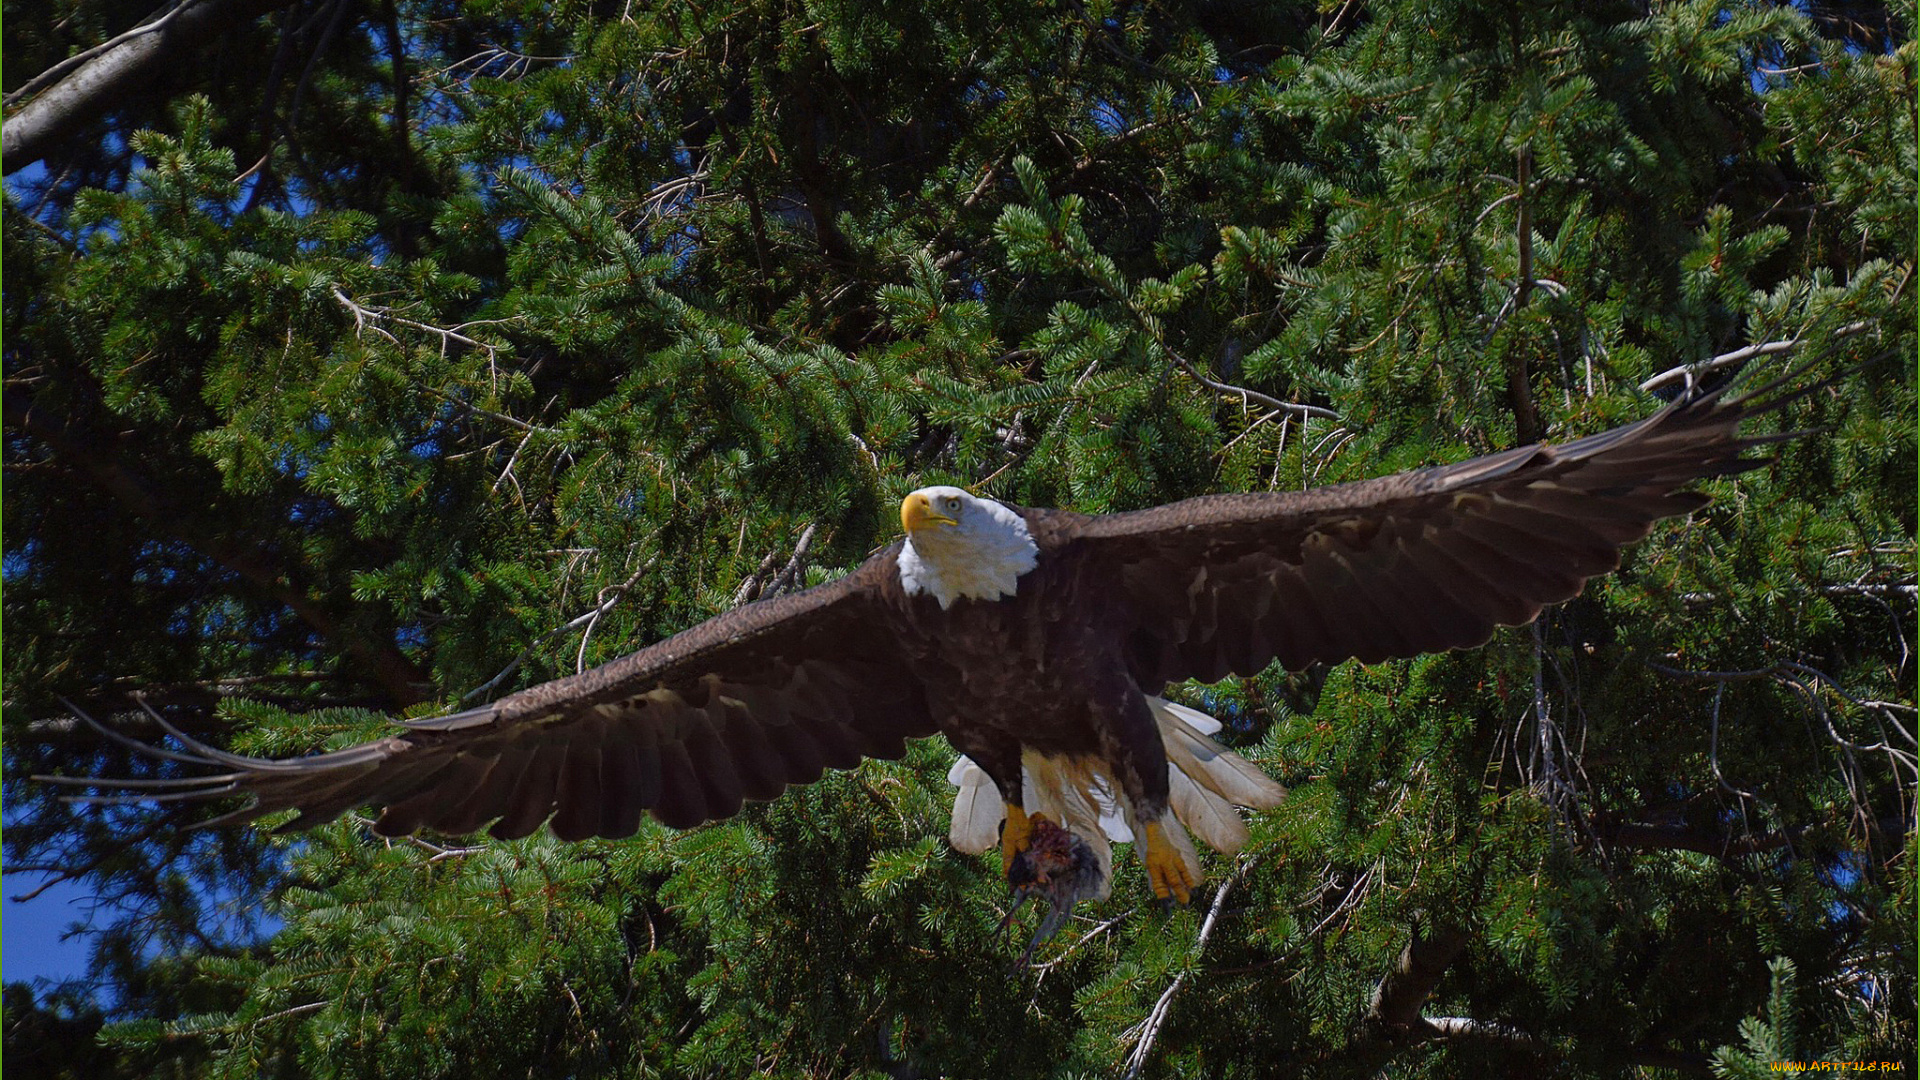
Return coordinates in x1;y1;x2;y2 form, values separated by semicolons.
901;492;958;535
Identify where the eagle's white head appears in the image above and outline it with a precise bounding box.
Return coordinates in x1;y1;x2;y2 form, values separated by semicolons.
896;486;1039;610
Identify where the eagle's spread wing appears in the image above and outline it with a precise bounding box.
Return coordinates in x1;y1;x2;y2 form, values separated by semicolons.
67;555;935;840
1066;377;1800;689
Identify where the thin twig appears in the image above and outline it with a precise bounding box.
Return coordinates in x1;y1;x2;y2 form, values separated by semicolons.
574;559;661;674
462;551;658;702
492;426;536;496
1166;347;1340;419
254;1000;330;1024
331;285;518;364
1029;906;1139;974
352;813;486;860
1646;658;1917;843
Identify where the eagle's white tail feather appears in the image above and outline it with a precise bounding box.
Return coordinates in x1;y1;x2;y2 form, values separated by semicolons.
1167;763;1250;853
946;757;1003;855
1157;699;1224;736
946;696;1284;872
1152;699;1289;813
1072;763;1133;842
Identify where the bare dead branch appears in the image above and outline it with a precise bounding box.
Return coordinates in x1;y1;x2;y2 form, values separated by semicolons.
1679;582;1917;605
6;1;197;109
730;545;786;608
1424;1016;1540;1046
1121;856;1254;1080
1637;321;1874;393
330;285;516;364
1027;906;1140;975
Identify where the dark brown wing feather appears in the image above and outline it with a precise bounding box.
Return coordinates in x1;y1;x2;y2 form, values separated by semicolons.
1058;377;1796;691
64;554;934;840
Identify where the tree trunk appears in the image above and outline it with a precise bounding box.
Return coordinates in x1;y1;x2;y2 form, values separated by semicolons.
4;0;294;172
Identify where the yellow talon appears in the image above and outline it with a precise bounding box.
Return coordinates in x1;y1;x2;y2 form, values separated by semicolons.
1000;803;1034;876
1142;820;1197;905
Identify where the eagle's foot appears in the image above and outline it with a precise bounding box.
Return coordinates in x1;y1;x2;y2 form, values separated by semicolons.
1142;820;1197;905
999;803;1035;876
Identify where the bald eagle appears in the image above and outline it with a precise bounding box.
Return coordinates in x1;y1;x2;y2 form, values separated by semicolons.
55;373;1805;907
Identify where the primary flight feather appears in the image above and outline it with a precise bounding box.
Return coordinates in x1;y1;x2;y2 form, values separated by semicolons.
52;370;1807;907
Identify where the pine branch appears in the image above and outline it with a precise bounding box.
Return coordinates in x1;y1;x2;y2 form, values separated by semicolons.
1116;285;1339;420
1647;659;1917;767
10;676;371;740
1591;814;1911;859
3;391;433;706
330;286;516;370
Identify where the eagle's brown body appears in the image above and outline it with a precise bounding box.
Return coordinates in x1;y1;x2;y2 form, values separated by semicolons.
884;515;1175;823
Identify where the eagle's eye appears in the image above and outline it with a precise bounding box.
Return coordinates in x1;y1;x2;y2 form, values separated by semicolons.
944;496;961;512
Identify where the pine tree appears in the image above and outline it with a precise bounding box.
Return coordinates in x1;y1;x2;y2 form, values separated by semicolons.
6;1;1912;1076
